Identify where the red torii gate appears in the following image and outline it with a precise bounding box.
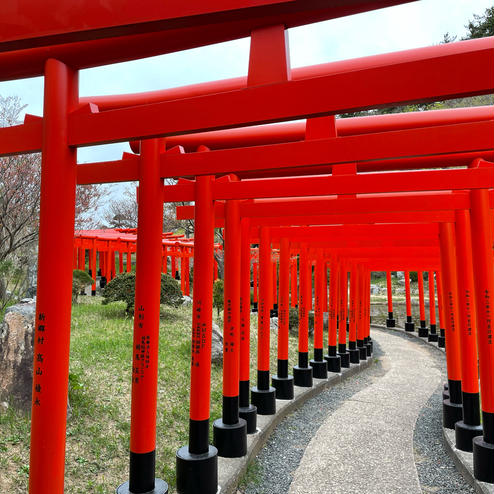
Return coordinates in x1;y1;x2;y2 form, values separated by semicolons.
1;2;494;491
73;229;197;295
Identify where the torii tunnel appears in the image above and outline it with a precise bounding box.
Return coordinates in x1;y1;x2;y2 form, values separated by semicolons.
1;0;494;492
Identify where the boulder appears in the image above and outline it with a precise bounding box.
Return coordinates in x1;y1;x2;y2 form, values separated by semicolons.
182;295;193;307
211;322;223;363
0;302;36;410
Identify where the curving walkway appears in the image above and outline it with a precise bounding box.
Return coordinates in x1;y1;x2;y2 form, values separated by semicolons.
240;328;476;494
288;330;440;493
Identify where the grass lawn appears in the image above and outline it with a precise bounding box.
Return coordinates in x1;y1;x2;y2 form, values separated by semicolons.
0;296;299;493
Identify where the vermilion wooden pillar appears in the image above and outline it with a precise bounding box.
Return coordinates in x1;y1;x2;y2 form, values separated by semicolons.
117;139;168;494
290;258;298;308
454;209;482;452
238;218;257;432
251;226;276;414
180;250;186;294
29;58;78;494
119;250;124;274
184;256;190;296
386;271;396;327
348;265;360;364
272;237;295;399
404;271;415;331
428;272;438;342
417;271;429;337
338;263;350;368
439;222;464;430
325;258;341;373
126;250;132;273
171;254;177;280
293;242;314;387
311;251;328;378
356;265;367;361
176;174;218;494
437;271;447;348
213;194;247;457
469;182;494;482
364;270;372;356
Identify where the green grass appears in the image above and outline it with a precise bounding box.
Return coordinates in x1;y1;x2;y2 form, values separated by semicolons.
0;296;300;493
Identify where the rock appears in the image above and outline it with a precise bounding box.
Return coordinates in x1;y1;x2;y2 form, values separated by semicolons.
20;298;34;304
270;317;278;333
182;295;193;306
211;322;223;364
0;302;36;410
370;284;380;295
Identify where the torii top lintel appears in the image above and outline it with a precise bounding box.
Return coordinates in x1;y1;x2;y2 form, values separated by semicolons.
0;0;414;81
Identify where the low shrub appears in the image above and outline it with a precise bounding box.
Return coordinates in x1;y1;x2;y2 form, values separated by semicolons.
72;269;94;303
213;279;224;317
102;272;183;313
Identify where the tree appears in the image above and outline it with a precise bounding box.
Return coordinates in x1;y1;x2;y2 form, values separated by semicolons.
102;185;138;228
212;279;224;317
0;95;102;310
464;7;494;39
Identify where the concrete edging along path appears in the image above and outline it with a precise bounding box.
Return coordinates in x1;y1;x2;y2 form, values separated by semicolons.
372;324;494;494
218;358;373;493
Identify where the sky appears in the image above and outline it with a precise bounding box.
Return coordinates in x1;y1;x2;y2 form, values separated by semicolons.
0;0;491;168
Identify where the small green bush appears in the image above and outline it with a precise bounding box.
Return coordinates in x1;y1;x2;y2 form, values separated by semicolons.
72;269;94;303
289;307;298;331
213;279;224;317
289;306;316;332
102;272;183;313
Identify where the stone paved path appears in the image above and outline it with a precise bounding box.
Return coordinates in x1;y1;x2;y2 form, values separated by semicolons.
288;330;441;494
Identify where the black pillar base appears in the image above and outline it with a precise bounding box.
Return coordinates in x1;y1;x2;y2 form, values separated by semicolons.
91;289;96;296
176;445;218;494
213;418;247;458
338;351;350;368
252;302;258;313
310;359;328;379
418;321;429;337
251;387;276;415
366;342;372;357
293;365;313;387
442;389;450;401
324;355;341;373
418;327;429;337
428;333;438;342
438;335;446;348
271;375;294;400
443;399;463;429
239;405;257;434
386;312;395;327
116;479;168;494
348;348;360;364
455;421;483;452
405;322;415;332
358;346;367;361
473;437;494;484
